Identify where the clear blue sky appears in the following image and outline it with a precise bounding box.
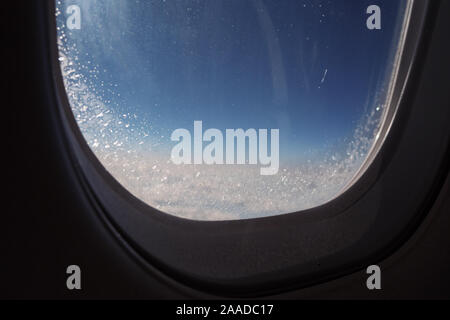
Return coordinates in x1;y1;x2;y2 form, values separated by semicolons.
58;0;406;161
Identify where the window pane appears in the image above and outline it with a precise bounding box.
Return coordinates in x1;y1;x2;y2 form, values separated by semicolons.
56;0;411;220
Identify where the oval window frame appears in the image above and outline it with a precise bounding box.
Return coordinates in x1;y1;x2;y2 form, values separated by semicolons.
44;0;450;297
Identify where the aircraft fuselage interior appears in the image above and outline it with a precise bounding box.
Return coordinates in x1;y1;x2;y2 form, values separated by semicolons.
4;0;450;305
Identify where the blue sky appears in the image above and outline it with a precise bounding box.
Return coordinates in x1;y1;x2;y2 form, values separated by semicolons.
58;0;405;162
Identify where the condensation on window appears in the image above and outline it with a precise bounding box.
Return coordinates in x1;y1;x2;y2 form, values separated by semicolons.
56;0;412;221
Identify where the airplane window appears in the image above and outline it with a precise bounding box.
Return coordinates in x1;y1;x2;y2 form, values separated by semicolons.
56;0;412;221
